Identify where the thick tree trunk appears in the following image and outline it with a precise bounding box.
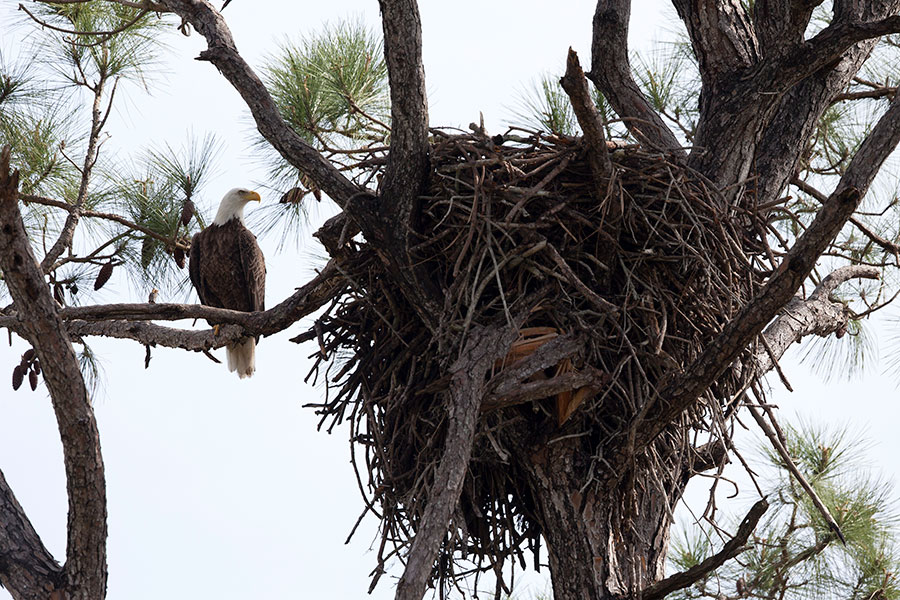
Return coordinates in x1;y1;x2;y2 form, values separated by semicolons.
0;148;107;600
521;437;678;599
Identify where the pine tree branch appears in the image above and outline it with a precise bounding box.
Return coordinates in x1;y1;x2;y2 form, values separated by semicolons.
35;0;168;11
40;78;107;273
359;0;442;328
752;265;880;375
0;259;346;352
669;0;761;84
777;15;900;89
642;498;769;600
156;0;362;206
0;468;63;600
21;193;191;251
588;0;685;154
378;0;430;228
20;3;151;41
0;146;107;600
753;42;876;209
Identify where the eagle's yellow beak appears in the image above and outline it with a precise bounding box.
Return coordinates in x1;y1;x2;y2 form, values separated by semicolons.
245;190;261;202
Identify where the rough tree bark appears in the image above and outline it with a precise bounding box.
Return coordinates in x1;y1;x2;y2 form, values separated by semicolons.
0;147;107;600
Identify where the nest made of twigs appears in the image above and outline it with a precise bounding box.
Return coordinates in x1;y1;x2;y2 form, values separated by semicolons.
303;127;770;591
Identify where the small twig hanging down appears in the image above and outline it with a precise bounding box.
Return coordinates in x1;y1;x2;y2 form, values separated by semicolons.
200;349;221;364
747;403;846;544
642;498;769;600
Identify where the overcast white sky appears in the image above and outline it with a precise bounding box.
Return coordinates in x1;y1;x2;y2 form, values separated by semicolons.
1;2;899;599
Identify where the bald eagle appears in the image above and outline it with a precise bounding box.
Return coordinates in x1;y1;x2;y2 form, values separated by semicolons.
189;188;266;378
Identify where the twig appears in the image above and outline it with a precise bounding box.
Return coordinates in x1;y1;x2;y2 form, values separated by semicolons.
746;404;846;544
760;334;793;392
19;3;149;38
22;194;190;250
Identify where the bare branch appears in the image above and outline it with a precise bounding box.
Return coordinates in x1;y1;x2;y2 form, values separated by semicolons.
559;47;612;187
589;0;684;154
0;146;106;600
0;468;63;600
832;86;896;103
0;259;346;351
753;265;880;374
41;72;109;272
642;498;769;600
394;324;520;600
747;404;846;543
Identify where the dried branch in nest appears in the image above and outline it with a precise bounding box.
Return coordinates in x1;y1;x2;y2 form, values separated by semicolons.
301;127;770;590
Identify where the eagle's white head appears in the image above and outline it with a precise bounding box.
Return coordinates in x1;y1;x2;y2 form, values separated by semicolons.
213;188;261;225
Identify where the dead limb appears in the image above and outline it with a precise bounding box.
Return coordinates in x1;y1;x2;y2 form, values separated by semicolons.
642;498;769;600
394;324;519;600
0;260;346;352
746;405;845;543
559;47;611;187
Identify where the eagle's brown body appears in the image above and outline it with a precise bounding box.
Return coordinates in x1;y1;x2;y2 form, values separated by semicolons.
189;219;266;314
189;213;265;378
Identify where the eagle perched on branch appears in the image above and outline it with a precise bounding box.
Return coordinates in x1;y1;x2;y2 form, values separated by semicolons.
189;188;266;378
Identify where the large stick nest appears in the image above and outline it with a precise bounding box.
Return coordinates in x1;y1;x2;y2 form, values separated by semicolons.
304;128;770;591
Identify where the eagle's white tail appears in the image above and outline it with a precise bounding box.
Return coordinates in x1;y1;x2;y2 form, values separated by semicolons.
226;338;256;379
